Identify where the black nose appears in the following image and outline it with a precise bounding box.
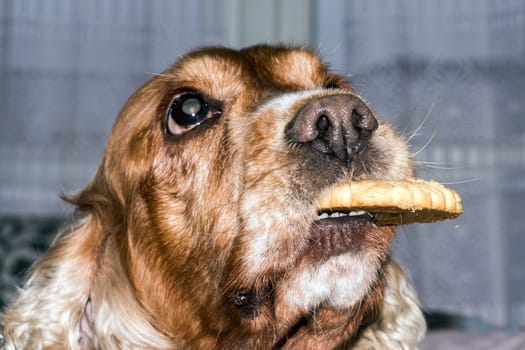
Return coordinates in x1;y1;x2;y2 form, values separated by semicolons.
285;94;378;166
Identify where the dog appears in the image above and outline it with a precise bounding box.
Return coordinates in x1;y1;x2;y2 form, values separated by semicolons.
2;45;425;349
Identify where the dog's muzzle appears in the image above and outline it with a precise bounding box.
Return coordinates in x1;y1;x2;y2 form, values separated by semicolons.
285;94;378;167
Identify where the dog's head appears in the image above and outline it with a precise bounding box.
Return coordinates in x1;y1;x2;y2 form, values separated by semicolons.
80;45;414;347
5;45;419;349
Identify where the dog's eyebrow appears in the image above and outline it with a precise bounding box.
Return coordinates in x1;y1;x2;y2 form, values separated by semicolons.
166;55;250;101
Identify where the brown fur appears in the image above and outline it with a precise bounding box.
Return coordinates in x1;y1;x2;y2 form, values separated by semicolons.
2;45;424;349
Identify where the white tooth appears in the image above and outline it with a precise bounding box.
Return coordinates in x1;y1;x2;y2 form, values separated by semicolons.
318;211;370;220
318;213;329;220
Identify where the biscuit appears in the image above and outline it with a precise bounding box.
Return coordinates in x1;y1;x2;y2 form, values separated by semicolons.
318;179;462;225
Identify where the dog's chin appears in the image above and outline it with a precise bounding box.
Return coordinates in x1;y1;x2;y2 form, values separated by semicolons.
307;212;377;261
275;211;393;310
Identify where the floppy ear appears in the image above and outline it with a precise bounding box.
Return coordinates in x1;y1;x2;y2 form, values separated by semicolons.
2;214;100;349
350;260;426;349
2;214;173;350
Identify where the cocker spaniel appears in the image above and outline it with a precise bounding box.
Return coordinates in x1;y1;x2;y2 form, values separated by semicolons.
2;45;426;349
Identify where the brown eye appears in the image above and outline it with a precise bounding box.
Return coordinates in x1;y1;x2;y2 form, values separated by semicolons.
166;93;212;135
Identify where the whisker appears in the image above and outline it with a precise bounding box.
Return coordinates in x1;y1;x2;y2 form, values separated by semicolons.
308;309;319;332
440;178;479;185
414;163;464;170
413;160;448;165
318;42;342;58
399;225;410;239
406;98;435;142
145;71;175;78
328;43;342;57
387;111;402;124
411;129;436;158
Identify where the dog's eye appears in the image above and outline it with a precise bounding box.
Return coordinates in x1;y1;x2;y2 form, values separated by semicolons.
166;94;213;134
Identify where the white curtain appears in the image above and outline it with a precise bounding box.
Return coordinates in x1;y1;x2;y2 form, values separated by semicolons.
0;0;227;215
317;0;525;329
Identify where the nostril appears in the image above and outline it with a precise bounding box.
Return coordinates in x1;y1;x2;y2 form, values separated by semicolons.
351;110;378;134
316;115;330;137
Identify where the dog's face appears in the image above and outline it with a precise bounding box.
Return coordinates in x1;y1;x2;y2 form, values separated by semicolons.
87;46;413;347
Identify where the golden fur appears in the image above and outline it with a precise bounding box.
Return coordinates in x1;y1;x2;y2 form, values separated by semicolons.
2;45;425;349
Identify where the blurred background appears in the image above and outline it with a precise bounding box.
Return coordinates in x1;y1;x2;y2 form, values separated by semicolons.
1;0;524;347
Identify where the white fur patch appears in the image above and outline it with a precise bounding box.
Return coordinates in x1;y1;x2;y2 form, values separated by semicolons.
282;252;378;311
241;89;327;275
241;190;281;274
258;89;326;115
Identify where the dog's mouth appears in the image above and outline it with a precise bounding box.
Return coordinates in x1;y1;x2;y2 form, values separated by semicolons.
307;209;377;261
304;181;394;261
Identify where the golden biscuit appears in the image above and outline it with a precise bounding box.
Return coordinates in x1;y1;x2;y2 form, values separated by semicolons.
318;179;462;225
